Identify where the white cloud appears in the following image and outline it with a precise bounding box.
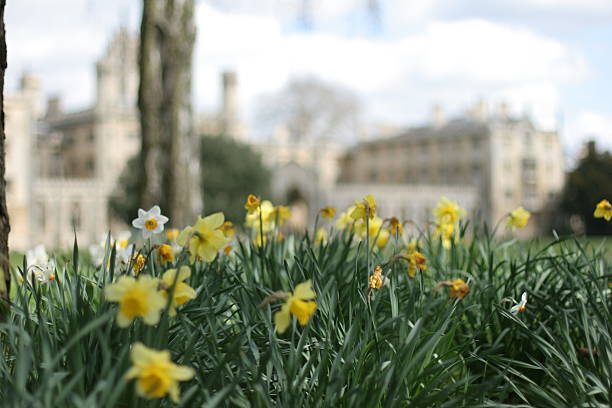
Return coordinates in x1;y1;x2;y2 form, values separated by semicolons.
565;112;612;155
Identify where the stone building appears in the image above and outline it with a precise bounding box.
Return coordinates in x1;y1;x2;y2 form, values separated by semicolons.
337;103;565;234
6;28;139;250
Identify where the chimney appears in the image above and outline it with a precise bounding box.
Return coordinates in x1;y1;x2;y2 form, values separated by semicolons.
498;101;510;118
46;96;63;118
470;98;487;121
221;70;241;139
431;103;445;128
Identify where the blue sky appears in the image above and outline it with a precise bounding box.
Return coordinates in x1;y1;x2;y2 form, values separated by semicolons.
5;0;612;159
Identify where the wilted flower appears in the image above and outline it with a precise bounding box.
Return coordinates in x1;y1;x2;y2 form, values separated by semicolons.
387;217;404;236
507;207;530;230
437;278;470;299
320;206;337;220
350;194;376;220
244;194;261;214
104;275;166;328
132;205;169;239
407;251;427;278
369;266;385;289
132;253;146;275
176;213;228;263
160;266;196;316
510;292;528;313
594;199;612;221
125;343;195;403
274;280;317;334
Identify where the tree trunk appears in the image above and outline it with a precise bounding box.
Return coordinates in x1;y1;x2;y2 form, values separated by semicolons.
138;0;201;227
0;0;10;310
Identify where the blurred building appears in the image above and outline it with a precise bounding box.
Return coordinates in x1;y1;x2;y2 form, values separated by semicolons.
6;28;139;250
337;103;565;234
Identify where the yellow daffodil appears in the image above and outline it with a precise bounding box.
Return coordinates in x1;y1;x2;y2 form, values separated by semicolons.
177;212;228;263
272;205;292;226
158;244;174;265
376;230;389;248
104;275;166;328
315;227;328;245
510;292;527;313
320;206;337;220
244;194;261;214
274;280;317;334
335;206;355;230
245;200;275;232
434;222;456;249
594;199;612;221
125;343;195;403
369;266;384;289
350;194;376;220
354;215;383;238
507;206;531;230
433;197;466;225
407;251;427;278
220;221;235;239
166;228;179;242
160;266;196;316
387;217;404;236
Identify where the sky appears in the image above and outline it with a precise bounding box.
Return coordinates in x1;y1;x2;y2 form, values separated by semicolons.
5;0;612;161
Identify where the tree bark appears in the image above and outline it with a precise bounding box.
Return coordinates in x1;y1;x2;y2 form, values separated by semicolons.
0;0;10;310
138;0;201;227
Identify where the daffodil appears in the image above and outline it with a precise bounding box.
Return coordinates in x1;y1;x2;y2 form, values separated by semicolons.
274;280;317;334
220;221;235;239
447;278;469;299
433;197;466;225
407;251;427;278
158;244;174;264
510;292;527;313
507;206;530;230
434;222;456;249
272;206;292;226
166;228;180;242
132;253;146;275
369;266;385;289
350;194;376;220
116;231;131;250
320;206;337;220
104;275;166;327
125;343;195;403
25;244;56;283
132;205;169;239
245;200;275;233
335;206;355;230
315;227;328;244
376;230;389;248
594;199;612;221
244;194;261;214
160;266;196;316
387;217;404;236
177;213;228;263
223;245;233;255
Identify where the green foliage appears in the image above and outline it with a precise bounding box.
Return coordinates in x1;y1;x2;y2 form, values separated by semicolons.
1;223;611;407
561;141;612;235
109;136;270;226
200;135;270;223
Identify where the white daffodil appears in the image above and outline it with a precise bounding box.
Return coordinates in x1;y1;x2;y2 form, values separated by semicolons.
25;244;56;283
116;231;131;250
117;243;136;264
89;244;105;267
132;205;169;239
510;292;528;313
